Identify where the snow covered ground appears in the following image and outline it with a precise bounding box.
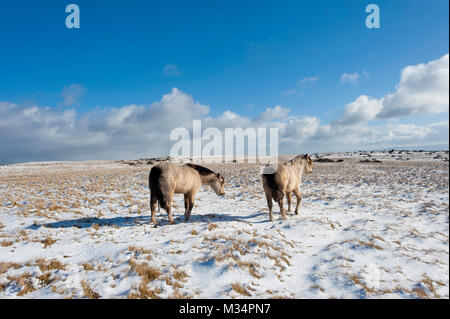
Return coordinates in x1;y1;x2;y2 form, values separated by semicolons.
0;150;448;298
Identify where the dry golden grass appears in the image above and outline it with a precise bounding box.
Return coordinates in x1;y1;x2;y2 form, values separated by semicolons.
41;236;57;248
82;262;95;271
36;258;65;272
412;286;429;298
173;269;188;282
129;259;161;282
128;246;154;256
37;272;55;286
17;279;35;296
1;240;13;247
0;262;21;274
231;282;251;296
5;272;36;296
170;288;189;299
128;281;162;299
207;223;218;231
190;230;198;235
81;280;100;299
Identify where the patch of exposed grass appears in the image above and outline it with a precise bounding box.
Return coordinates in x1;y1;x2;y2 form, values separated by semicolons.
173;269;188;282
81;280;100;299
36;259;65;272
231;282;251;296
42;236;57;248
128;281;162;299
129;259;161;282
37;272;56;286
207;223;218;231
82;262;95;271
1;240;13;247
0;262;21;274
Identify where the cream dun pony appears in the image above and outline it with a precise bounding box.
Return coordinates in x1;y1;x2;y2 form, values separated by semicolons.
262;154;313;221
149;162;225;225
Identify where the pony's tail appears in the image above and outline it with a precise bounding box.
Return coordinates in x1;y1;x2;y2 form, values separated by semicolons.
149;166;167;211
262;172;284;202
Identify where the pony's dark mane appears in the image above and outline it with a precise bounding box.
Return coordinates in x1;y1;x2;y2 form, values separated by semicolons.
184;163;216;176
290;154;310;164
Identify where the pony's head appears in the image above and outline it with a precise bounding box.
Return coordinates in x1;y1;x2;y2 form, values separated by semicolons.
291;154;313;174
303;154;313;174
211;173;225;196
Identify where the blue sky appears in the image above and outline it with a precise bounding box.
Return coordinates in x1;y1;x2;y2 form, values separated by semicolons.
0;0;448;162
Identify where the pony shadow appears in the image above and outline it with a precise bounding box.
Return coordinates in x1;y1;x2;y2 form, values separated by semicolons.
181;211;268;224
27;211;269;229
27;215;153;230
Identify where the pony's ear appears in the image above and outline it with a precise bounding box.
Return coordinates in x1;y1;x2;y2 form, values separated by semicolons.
217;173;221;178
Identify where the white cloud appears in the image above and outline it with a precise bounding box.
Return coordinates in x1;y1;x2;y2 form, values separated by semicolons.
282;89;296;96
163;64;182;76
282;76;318;96
336;54;449;124
0;88;208;163
0;54;448;163
256;105;291;122
340;72;359;84
61;84;86;106
298;76;319;84
378;54;449;118
334;95;383;125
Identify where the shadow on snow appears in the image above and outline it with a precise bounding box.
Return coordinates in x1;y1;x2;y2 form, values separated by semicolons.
27;211;269;229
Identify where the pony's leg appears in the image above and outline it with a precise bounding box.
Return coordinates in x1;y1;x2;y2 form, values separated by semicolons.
165;194;174;224
185;192;195;221
184;194;190;221
150;193;157;224
265;192;273;221
286;192;292;213
293;189;302;215
278;195;287;220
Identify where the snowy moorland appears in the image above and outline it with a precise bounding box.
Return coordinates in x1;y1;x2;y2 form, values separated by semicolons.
0;150;448;298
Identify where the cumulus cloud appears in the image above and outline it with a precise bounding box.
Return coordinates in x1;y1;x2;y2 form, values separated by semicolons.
0;88;209;163
61;84;86;106
0;55;448;163
378;54;449;118
256;105;291;122
336;54;449;125
333;95;383;126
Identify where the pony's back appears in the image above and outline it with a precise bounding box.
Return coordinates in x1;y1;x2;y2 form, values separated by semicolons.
262;164;285;202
